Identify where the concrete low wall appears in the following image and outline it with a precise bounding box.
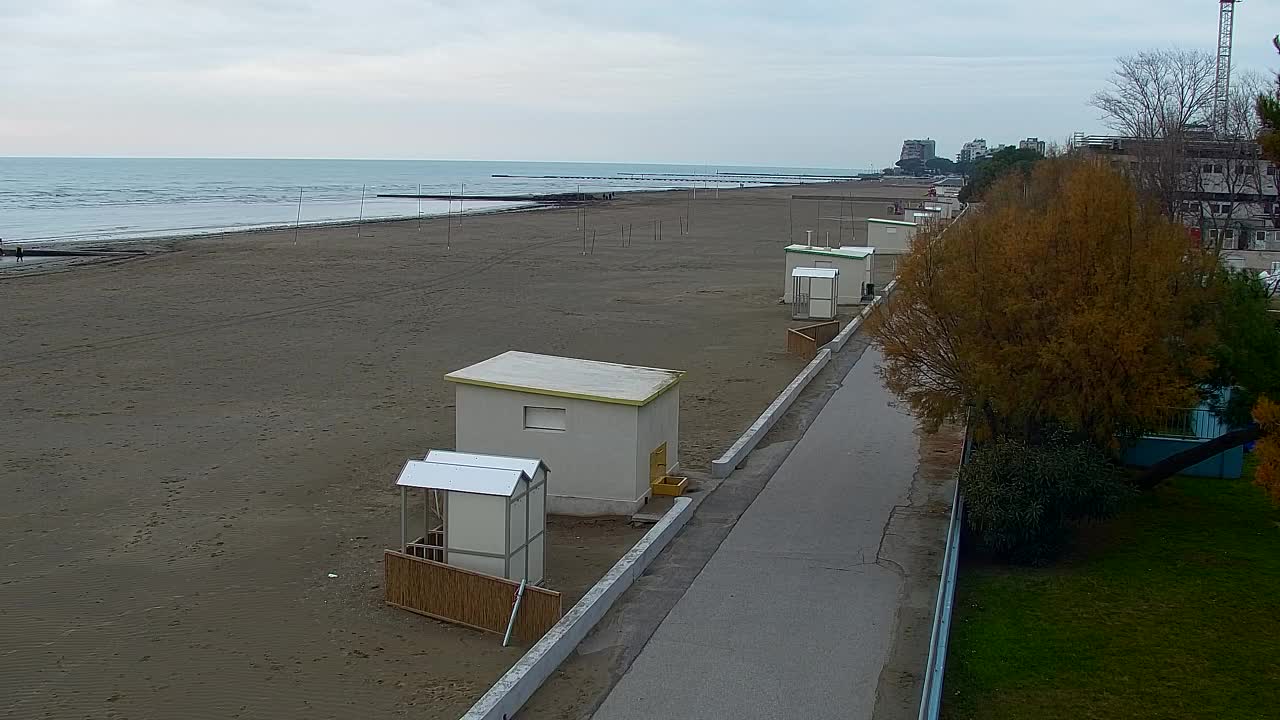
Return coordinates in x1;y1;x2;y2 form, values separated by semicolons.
460;495;695;720
824;279;896;353
1124;436;1244;479
710;349;832;478
710;279;899;479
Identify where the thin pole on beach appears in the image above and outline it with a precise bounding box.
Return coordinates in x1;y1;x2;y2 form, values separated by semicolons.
447;198;452;250
357;184;366;238
459;183;465;228
591;229;597;254
293;187;303;245
788;197;795;245
417;184;422;233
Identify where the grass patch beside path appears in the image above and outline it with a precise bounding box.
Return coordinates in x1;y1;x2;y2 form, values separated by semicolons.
943;470;1280;720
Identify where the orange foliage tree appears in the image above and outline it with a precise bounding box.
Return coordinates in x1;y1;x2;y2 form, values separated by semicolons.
1252;398;1280;502
869;156;1219;449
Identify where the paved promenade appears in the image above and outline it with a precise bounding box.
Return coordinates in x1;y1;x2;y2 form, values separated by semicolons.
592;349;956;720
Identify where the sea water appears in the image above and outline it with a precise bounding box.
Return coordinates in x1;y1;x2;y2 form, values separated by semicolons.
0;158;859;244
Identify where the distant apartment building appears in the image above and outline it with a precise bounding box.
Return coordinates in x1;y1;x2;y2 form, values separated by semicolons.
1019;137;1047;154
900;138;937;162
1073;132;1280;254
958;139;988;163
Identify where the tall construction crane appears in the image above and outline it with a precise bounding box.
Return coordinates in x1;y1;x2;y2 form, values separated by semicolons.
1213;0;1240;136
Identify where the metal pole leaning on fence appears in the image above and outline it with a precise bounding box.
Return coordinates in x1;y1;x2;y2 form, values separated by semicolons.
502;578;528;647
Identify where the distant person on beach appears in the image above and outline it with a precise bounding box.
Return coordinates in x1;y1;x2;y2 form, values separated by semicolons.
15;246;23;263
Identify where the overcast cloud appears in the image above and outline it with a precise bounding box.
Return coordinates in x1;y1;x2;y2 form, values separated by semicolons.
3;0;1279;167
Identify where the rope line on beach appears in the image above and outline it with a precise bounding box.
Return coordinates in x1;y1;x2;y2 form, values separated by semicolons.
3;209;700;367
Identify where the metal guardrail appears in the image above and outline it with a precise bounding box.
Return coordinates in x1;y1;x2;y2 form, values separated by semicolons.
917;422;972;720
1147;407;1230;440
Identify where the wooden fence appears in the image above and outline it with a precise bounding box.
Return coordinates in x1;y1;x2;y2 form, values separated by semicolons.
383;550;562;643
786;320;841;360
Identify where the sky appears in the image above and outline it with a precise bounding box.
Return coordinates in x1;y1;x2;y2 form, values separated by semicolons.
2;0;1279;168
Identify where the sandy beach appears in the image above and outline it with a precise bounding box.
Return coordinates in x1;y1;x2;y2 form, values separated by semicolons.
0;182;931;718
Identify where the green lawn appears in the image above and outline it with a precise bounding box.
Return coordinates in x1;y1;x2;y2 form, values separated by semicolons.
943;466;1280;720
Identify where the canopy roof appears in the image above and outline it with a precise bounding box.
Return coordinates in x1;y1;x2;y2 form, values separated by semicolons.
791;267;839;278
395;451;546;497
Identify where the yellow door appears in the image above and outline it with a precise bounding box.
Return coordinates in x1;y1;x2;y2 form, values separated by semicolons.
649;443;668;483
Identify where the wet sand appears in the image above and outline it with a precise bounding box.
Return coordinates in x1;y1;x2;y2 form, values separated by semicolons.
0;182;930;718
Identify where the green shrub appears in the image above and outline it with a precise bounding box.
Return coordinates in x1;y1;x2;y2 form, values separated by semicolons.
960;438;1134;564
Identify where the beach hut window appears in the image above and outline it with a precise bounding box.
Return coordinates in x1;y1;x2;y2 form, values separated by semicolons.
523;406;567;431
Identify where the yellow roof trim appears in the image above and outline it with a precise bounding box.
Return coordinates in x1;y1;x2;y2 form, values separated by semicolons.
446;372;683;407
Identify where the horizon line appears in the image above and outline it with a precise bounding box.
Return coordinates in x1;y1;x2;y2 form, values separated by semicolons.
0;155;880;171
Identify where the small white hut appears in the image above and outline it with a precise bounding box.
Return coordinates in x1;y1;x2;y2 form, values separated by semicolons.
395;450;548;584
790;267;839;319
783;244;875;305
447;351;683;516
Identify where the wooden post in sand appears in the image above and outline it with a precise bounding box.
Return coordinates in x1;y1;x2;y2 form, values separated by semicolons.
417;184;422;233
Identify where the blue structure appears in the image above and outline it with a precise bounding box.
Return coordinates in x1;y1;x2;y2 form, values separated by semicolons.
1123;405;1244;479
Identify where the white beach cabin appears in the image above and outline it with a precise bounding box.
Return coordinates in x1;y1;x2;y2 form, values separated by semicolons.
446;351;684;516
790;267;839;320
394;450;548;584
783;244;875;305
866;218;918;253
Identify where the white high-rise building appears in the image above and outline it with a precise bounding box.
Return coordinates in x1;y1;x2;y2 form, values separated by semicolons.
958;139;988;163
1019;137;1047;154
900;139;937;162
